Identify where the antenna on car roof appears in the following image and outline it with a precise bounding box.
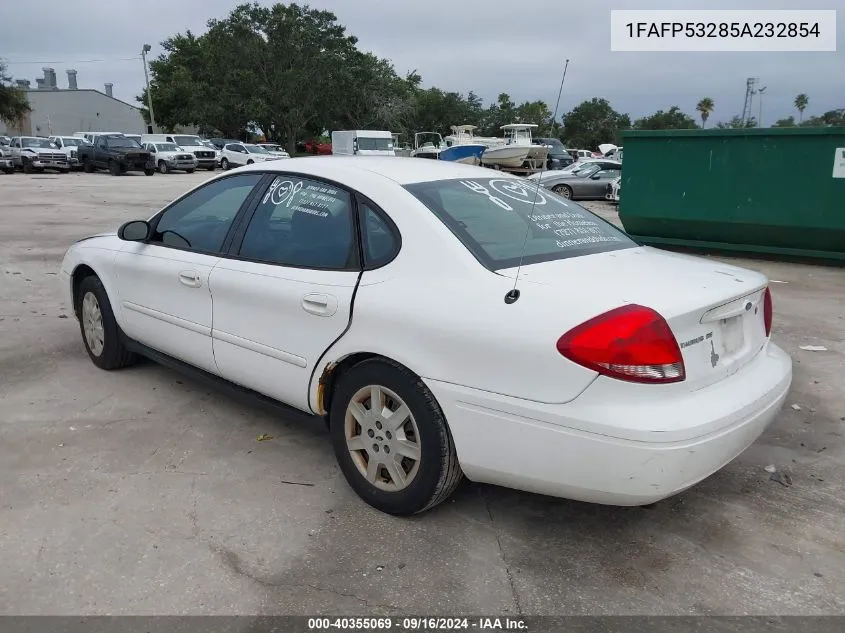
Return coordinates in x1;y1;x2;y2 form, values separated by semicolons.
504;58;569;305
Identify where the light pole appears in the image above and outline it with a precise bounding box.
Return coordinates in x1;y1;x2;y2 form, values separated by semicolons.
141;44;157;133
757;86;767;127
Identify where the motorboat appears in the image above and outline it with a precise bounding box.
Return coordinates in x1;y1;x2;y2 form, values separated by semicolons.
438;125;487;165
501;123;549;169
411;132;442;160
393;133;412;157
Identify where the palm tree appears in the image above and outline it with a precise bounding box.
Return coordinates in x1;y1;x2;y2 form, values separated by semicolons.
794;94;809;122
696;97;715;128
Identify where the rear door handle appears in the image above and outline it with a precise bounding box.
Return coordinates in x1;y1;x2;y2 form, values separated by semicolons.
302;293;338;317
178;270;202;288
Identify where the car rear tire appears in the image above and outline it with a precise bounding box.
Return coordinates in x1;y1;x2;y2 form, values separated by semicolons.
186;168;195;174
144;168;155;176
108;160;122;176
329;358;463;515
221;158;229;170
247;159;254;165
206;166;215;171
22;159;33;174
553;184;573;199
158;160;169;174
76;276;136;371
3;168;13;175
83;159;94;173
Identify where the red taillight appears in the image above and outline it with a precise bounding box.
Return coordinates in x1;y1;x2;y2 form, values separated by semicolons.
556;304;685;384
763;287;773;337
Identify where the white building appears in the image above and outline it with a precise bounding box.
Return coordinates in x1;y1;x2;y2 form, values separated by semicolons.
0;68;147;137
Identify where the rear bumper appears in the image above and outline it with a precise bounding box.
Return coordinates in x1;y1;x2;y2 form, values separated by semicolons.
425;343;792;505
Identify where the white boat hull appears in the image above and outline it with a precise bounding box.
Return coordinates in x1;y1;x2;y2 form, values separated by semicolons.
481;145;530;168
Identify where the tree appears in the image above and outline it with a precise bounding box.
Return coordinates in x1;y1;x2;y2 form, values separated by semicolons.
794;93;809;122
634;106;698;130
138;3;403;151
801;108;845;127
696;97;715;128
0;61;31;127
714;115;756;129
560;98;631;148
772;116;796;127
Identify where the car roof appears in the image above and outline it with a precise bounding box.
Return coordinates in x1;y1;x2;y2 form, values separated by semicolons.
235;156;522;185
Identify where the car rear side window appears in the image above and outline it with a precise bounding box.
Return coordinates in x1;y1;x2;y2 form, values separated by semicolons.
237;175;357;270
404;177;635;270
150;173;263;254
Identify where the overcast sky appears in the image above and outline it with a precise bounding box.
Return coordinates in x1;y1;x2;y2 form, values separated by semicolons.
1;0;841;125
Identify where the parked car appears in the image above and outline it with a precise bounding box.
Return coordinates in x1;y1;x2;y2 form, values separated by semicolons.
59;157;791;516
207;138;238;151
140;134;217;171
142;142;198;174
49;136;90;169
8;136;70;173
73;132;124;144
77;134;154;176
533;137;574;170
220;143;282;169
0;135;10;146
257;143;291;159
527;158;606;183
606;176;621;203
0;145;14;174
304;138;332;155
533;160;622;199
200;140;223;167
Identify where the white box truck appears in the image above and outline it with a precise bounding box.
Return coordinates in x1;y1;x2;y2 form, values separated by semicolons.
331;130;395;156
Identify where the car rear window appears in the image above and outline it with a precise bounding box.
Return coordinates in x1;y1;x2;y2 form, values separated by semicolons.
404;177;635;270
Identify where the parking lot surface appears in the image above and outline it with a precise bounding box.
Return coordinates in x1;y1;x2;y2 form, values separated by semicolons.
1;171;844;615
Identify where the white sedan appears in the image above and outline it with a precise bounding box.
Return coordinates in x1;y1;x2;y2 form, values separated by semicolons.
59;157;792;515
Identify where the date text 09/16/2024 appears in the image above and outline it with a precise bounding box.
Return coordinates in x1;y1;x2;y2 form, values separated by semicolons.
307;617;528;630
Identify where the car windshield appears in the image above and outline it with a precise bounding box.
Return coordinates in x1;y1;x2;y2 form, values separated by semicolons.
357;137;393;151
262;144;282;151
173;136;202;147
405;178;636;270
107;137;142;148
156;143;179;152
244;144;269;154
573;164;601;177
23;138;56;148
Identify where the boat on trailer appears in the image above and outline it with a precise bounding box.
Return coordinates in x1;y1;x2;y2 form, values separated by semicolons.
439;125;487;165
411;132;442;160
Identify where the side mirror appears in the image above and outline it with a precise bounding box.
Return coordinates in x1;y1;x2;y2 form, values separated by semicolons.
118;220;151;242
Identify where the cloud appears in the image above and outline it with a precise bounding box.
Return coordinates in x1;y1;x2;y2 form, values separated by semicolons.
1;0;841;124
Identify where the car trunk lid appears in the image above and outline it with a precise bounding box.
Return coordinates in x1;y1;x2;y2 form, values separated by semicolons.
499;246;770;392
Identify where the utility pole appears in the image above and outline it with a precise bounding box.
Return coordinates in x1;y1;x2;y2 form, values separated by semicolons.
757;86;767;127
141;44;157;133
741;77;759;126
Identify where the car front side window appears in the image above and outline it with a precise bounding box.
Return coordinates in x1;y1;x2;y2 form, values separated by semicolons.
150;173;263;254
238;175;356;270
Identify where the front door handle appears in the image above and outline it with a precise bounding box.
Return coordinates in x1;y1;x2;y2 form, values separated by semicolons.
178;270;201;288
302;293;338;317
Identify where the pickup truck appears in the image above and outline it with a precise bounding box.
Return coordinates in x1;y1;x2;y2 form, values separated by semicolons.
77;134;155;176
8;136;71;173
0;144;14;174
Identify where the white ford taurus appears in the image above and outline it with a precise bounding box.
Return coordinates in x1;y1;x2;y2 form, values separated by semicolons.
60;157;792;515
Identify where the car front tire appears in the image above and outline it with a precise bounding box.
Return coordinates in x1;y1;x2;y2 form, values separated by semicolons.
553;184;573;199
76;276;136;370
158;160;169;174
108;160;122;176
221;158;229;170
330;359;463;515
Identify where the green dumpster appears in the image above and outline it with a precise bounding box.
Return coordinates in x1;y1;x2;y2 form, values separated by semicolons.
618;127;845;260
